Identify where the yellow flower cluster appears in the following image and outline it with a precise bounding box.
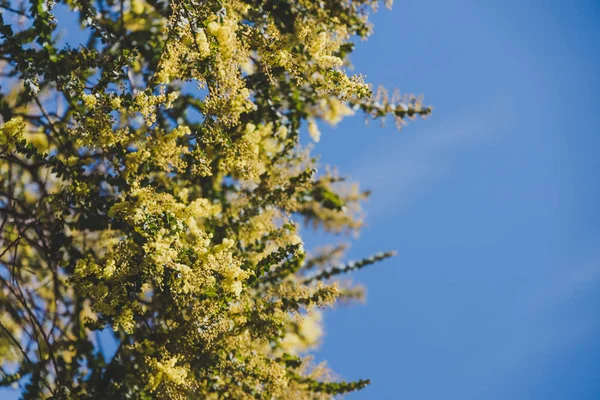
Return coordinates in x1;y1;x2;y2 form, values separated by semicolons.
82;93;97;108
279;310;324;355
134;91;179;127
146;356;190;392
0;117;25;150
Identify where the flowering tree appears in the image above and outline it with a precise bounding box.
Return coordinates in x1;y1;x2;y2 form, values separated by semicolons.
0;0;430;398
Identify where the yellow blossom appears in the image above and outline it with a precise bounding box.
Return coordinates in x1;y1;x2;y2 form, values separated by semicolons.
82;93;97;108
308;119;321;142
0;117;25;149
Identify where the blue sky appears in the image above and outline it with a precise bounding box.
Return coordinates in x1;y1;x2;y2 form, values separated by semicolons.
307;0;600;398
3;0;600;399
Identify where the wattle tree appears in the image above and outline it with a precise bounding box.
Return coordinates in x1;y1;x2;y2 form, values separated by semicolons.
0;0;430;398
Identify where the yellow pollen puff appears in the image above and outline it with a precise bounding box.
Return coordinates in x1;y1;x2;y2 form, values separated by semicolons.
82;94;97;108
307;119;320;142
0;117;26;149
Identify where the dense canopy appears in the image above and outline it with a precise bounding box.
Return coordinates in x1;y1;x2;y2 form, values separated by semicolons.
0;0;430;398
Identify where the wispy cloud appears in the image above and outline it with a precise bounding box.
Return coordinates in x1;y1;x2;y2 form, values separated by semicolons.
519;253;600;316
349;93;516;219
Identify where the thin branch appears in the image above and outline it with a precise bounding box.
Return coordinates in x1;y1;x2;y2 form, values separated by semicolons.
0;235;20;259
0;4;31;19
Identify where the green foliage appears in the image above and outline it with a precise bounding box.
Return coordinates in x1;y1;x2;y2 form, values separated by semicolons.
304;251;397;284
0;0;430;398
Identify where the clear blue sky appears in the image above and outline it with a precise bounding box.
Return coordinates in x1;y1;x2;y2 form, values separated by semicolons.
307;0;600;398
3;1;600;399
